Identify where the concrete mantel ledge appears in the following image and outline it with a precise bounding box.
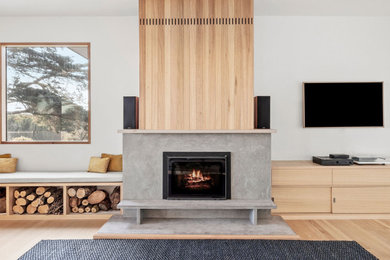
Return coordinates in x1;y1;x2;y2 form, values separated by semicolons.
118;129;277;134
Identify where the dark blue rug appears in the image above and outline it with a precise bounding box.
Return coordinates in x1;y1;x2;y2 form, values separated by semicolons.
19;239;377;260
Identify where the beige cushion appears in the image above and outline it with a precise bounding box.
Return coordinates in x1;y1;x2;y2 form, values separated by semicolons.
101;153;123;172
0;158;18;173
88;157;110;173
0;153;11;158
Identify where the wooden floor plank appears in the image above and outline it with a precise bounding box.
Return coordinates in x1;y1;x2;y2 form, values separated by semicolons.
0;219;389;260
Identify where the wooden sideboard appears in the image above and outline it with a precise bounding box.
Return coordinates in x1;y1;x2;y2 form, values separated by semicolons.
272;161;390;217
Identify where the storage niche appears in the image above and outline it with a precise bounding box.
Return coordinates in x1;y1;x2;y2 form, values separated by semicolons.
11;186;63;215
66;185;120;215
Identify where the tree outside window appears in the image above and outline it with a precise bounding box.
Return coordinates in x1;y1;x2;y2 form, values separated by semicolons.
1;43;90;143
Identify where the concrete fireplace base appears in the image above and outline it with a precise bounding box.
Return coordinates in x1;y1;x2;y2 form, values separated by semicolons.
97;130;296;238
94;215;297;239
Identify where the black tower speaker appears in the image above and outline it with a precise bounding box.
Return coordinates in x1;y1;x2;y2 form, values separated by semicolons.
123;96;139;129
254;96;270;129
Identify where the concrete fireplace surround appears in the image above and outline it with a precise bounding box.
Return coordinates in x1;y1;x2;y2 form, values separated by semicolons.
96;130;296;238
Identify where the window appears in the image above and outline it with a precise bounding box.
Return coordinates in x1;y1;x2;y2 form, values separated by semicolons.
0;43;90;143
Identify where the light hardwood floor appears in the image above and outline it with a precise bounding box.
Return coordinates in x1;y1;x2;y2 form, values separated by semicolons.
0;219;389;260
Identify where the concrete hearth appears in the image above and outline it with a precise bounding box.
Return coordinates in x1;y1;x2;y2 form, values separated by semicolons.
96;130;296;238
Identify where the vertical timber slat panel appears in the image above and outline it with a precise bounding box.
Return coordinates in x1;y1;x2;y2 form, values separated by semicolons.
139;0;254;130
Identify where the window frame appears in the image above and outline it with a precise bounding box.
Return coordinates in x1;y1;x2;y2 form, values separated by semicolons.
0;42;91;144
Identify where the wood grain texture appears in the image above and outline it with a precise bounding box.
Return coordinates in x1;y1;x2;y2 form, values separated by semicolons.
332;187;390;213
272;169;332;186
333;168;390;186
139;0;254;130
272;187;332;213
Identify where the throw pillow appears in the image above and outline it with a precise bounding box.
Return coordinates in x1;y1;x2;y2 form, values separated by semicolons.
88;157;110;173
0;158;18;173
101;153;123;172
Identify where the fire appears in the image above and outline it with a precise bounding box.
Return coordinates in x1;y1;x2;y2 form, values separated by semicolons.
186;169;211;185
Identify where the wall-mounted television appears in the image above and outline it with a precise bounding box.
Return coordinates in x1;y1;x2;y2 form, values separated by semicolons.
303;82;384;127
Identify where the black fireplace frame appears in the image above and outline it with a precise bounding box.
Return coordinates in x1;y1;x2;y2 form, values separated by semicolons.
163;152;231;200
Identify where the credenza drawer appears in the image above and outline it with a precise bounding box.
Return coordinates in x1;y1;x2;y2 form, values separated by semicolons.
272;187;332;213
332;187;390;213
333;169;390;186
272;169;332;186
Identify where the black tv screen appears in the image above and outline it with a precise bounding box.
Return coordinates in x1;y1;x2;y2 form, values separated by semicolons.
303;82;383;127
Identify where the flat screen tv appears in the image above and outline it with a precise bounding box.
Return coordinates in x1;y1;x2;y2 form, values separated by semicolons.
303;82;384;127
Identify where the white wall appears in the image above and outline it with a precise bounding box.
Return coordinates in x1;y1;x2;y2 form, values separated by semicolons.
254;16;390;160
1;16;390;170
0;17;139;171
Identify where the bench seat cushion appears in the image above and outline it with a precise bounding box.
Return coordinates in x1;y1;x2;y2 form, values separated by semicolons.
0;171;122;184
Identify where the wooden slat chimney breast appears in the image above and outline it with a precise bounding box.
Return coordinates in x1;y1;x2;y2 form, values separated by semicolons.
139;0;254;130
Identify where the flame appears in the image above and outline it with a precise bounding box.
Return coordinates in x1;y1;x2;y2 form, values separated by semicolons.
186;169;211;184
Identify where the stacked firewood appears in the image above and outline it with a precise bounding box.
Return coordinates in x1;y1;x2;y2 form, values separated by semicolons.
12;187;63;215
0;188;6;213
68;186;120;214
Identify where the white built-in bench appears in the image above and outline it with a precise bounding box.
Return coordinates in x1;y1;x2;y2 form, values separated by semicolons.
118;199;276;225
0;171;123;183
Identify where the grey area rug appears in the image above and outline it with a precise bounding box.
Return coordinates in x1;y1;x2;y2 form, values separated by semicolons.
19;239;377;260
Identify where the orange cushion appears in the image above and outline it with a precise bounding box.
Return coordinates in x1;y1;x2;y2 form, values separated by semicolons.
0;154;11;158
0;158;18;173
88;157;110;173
101;153;123;172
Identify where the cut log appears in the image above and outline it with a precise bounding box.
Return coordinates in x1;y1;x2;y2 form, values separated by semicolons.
72;207;79;213
47;190;62;204
38;204;50;214
110;186;121;210
85;206;91;213
78;206;85;214
67;187;77;197
31;196;45;208
26;193;36;201
36;187;47;195
76;187;97;199
14;189;20;199
91;205;100;213
15;198;28;206
69;197;80;208
0;197;6;213
26;204;37;214
98;199;111;211
13;205;25;214
19;188;35;198
43;188;57;198
88;190;107;205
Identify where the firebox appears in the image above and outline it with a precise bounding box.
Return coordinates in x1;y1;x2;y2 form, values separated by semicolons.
163;152;231;200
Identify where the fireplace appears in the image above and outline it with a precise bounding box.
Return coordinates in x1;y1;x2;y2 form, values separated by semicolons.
163;152;231;200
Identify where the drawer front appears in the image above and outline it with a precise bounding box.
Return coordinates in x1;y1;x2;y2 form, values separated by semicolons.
333;169;390;186
272;187;331;213
332;187;390;213
272;169;332;186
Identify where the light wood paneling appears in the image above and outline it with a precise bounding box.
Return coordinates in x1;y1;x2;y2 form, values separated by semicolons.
333;168;390;186
272;187;332;213
272;169;332;186
332;187;390;213
139;0;254;130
